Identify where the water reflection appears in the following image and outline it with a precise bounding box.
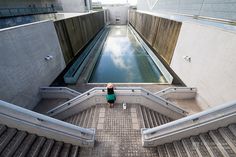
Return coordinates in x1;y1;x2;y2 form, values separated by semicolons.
89;26;167;83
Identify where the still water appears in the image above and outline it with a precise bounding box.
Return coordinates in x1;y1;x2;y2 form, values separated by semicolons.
89;26;167;83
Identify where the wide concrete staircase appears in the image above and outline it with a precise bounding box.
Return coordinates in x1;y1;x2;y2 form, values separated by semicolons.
0;124;80;157
152;124;236;157
1;85;236;157
138;105;236;156
1;103;236;156
139;105;173;128
64;106;97;128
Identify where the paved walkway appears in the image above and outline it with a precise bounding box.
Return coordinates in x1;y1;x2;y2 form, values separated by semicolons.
79;104;158;157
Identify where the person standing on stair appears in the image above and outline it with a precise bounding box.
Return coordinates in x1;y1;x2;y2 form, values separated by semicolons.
106;83;116;108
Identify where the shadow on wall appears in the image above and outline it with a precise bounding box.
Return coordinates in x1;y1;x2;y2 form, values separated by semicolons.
54;11;105;64
129;10;182;65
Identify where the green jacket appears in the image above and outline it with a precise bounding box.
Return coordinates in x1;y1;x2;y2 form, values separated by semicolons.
106;94;116;101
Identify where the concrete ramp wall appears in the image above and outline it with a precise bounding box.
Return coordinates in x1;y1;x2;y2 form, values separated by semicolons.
54;11;105;64
0;21;65;109
171;22;236;109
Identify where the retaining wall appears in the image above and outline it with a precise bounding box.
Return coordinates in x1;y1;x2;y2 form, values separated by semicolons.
54;11;105;64
0;21;65;109
129;10;182;65
171;22;236;109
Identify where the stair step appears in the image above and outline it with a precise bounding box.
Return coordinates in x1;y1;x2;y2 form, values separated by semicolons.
71;115;77;124
199;133;224;157
27;136;46;157
59;143;71;157
149;110;158;127
38;139;55;157
75;113;82;126
229;124;236;137
190;136;211;157
158;113;166;125
173;141;188;157
49;141;63;157
209;130;235;157
157;145;169;157
155;113;162;126
69;145;79;157
137;105;145;128
161;114;168;124
165;143;178;157
82;109;90;127
161;114;170;124
13;134;37;157
141;106;150;128
219;127;236;154
78;110;86;126
182;138;199;157
87;107;95;128
0;128;17;154
1;131;27;157
146;108;154;128
0;125;7;136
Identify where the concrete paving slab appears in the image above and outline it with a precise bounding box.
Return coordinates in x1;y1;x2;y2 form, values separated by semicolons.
79;104;158;157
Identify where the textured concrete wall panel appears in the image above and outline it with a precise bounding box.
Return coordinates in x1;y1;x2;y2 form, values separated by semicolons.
54;11;105;64
0;21;65;109
64;18;84;56
129;10;182;64
54;20;74;64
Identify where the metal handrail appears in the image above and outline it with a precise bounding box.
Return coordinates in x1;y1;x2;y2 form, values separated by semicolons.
40;87;81;99
155;87;197;95
47;87;187;117
0;100;95;147
155;87;197;99
141;101;236;147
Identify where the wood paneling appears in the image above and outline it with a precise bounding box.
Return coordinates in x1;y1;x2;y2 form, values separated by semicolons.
129;10;182;64
54;11;105;64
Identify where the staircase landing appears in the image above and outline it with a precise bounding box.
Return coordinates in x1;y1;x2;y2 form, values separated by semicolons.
66;104;167;157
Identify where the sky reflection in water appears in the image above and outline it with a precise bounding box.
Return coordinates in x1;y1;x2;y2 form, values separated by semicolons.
89;26;167;83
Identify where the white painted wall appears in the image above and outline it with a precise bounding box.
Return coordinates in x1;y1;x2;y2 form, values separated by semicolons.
103;5;129;25
170;22;236;109
0;21;65;109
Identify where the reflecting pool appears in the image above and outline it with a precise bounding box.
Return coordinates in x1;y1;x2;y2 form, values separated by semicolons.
89;26;167;83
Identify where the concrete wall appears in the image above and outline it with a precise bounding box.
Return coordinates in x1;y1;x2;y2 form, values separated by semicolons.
0;21;65;109
137;0;236;21
0;0;57;8
129;10;236;108
58;0;86;12
103;5;129;25
54;11;105;64
170;22;236;109
129;10;182;65
0;0;59;18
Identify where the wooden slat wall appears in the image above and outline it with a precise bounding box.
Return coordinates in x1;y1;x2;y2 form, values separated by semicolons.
129;10;182;64
54;11;105;65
